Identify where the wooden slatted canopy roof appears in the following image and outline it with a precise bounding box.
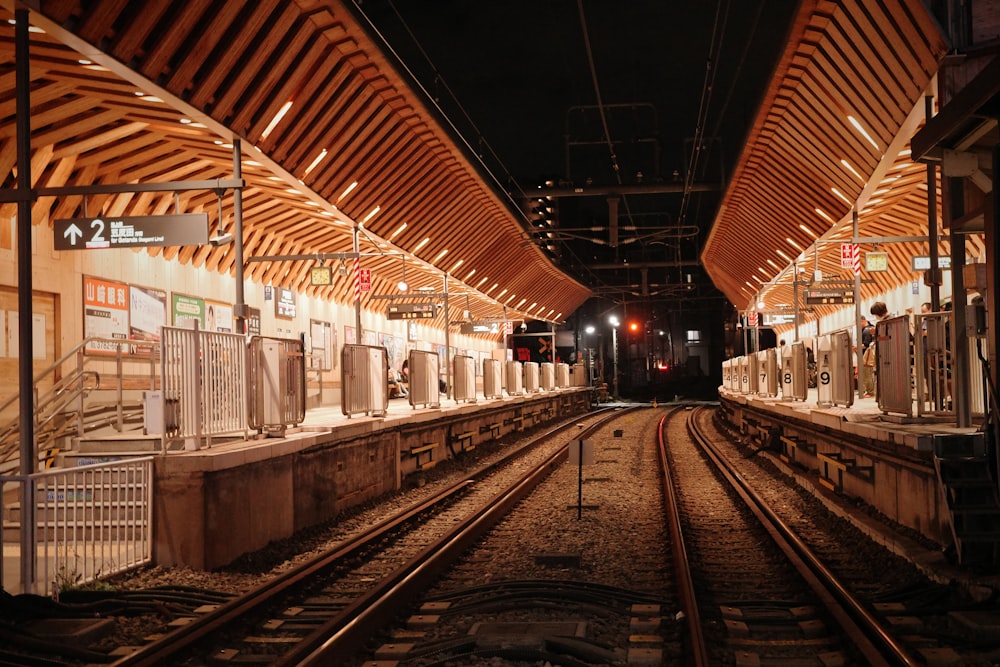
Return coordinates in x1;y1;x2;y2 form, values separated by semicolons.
0;0;591;327
701;0;958;320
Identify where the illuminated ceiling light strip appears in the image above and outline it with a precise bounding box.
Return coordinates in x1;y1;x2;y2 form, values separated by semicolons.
801;222;821;237
785;237;803;252
831;187;853;206
303;149;328;176
766;259;781;270
337;181;359;203
840;159;865;182
465;268;477;281
486;282;497;293
776;249;793;262
497;288;508;299
476;276;488;288
260;100;293;139
516;298;527;308
412;237;430;254
361;206;380;224
449;259;464;274
505;294;516;304
847;115;879;150
432;248;448;264
388;223;407;241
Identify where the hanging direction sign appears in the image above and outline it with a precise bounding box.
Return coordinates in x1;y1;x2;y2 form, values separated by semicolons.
805;288;854;305
54;213;209;250
387;302;436;320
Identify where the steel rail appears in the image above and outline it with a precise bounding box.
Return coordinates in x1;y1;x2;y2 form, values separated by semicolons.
280;407;636;666
687;406;919;667
108;407;622;666
656;410;710;666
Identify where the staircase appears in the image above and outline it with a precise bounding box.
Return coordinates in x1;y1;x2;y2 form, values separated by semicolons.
933;433;1000;566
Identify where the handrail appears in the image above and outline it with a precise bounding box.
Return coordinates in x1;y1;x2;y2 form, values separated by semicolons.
0;337;161;467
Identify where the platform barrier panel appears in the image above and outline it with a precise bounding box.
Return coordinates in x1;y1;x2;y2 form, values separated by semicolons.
738;356;749;394
757;349;778;397
506;360;524;396
748;353;760;395
829;329;854;407
524;362;540;394
783;342;807;400
249;336;305;434
555;362;571;388
540;362;555;391
453;355;477;403
722;359;732;391
408;350;441;409
877;315;913;416
483;358;503;398
341;344;388;417
916;312;954;417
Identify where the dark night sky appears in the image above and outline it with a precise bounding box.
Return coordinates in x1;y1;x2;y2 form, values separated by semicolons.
350;0;798;324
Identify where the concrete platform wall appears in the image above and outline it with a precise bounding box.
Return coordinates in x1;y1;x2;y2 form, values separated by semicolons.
154;390;593;569
720;396;950;546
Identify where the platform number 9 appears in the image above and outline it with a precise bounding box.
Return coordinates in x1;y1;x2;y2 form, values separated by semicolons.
819;371;831;385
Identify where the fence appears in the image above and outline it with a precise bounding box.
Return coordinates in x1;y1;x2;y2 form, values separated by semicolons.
876;315;913;415
1;457;153;595
160;325;248;450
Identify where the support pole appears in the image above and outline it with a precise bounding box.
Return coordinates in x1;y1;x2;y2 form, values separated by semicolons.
353;223;362;336
15;8;36;593
926;96;941;311
854;208;863;400
443;274;450;398
232;140;246;332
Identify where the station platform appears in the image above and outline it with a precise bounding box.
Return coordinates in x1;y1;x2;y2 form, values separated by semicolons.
145;387;594;571
718;385;1000;594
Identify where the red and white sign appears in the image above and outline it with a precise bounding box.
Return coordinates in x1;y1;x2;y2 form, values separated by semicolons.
747;311;758;326
841;243;860;274
359;268;371;292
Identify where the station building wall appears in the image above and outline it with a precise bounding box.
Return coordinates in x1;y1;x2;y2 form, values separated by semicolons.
0;218;500;412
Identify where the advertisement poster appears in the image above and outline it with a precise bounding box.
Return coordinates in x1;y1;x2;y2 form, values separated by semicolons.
172;293;205;328
205;300;234;333
310;319;335;371
84;276;129;354
345;326;356;345
130;284;167;349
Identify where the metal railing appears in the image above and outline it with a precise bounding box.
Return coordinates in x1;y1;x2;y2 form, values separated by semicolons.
1;456;154;595
0;337;160;472
160;326;249;449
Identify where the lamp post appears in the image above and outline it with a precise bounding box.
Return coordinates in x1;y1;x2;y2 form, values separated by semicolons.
609;316;620;400
585;325;595;384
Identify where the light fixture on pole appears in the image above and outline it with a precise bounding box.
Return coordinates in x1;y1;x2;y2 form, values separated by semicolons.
585;325;596;384
609;316;620;400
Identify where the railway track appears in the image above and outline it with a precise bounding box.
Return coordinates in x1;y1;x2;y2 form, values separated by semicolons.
7;402;999;666
671;405;1000;666
98;408;633;666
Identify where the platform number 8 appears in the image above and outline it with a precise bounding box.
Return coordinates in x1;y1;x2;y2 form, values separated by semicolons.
783;372;792;385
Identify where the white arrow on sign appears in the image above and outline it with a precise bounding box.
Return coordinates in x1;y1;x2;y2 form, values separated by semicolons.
63;223;83;246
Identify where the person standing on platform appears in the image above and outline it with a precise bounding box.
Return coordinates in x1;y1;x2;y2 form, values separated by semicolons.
868;301;892;397
861;317;876;397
